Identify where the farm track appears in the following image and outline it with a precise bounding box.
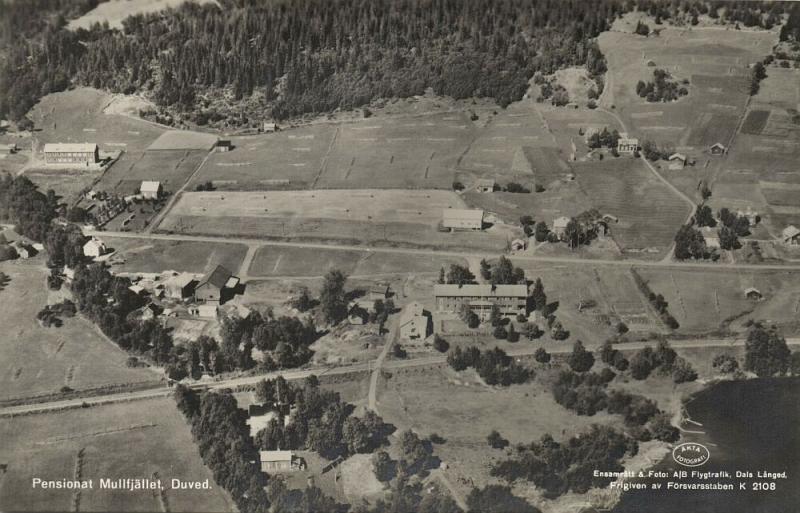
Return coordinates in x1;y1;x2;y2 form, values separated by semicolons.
88;229;800;273
4;337;799;417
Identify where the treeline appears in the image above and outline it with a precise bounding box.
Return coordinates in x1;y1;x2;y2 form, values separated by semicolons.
491;425;637;498
447;346;531;386
630;269;680;329
0;175;59;243
174;386;269;513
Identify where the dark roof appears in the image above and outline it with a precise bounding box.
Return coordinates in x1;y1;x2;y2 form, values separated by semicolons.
198;265;234;289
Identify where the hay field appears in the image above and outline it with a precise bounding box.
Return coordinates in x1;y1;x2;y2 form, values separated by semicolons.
103;237;247;274
97;149;207;195
572;158;691;252
0;398;234;512
147;130;219;151
0;261;159;402
68;0;219;30
319;112;475;189
636;268;800;334
248;245;467;277
29;88;164;154
23;168;103;205
158;189;508;250
190;124;336;190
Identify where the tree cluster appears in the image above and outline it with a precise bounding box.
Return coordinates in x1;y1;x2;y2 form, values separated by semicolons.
491;426;637;498
587;127;621;150
447;346;531;386
744;323;791;377
630;271;679;329
636;69;688;103
629;340;696;383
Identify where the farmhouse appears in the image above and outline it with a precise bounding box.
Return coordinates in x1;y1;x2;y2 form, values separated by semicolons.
259;451;303;472
140;181;163;200
195;265;239;303
442;209;484;231
552;216;571;239
710;143;727;155
668;153;687;170
43;143;98;165
216;140;233;152
617;133;639;154
399;302;429;340
434;284;528;320
82;237;107;258
782;225;800;245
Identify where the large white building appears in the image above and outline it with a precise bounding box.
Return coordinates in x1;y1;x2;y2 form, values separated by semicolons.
43;143;98;165
82;237;107;258
442;209;484;230
434;284;528;320
140;181;162;200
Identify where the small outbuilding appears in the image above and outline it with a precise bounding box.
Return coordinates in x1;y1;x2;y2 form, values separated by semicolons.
216;140;233;152
259;450;304;472
617;133;639;154
782;225;800;245
510;238;527;251
1;143;17;154
710;143;727;155
475;178;496;193
744;287;763;301
82;237;107;258
668;153;688;170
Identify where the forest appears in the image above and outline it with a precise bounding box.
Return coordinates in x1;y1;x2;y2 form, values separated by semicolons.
1;1;793;125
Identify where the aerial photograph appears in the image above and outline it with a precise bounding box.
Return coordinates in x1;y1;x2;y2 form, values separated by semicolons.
0;0;799;512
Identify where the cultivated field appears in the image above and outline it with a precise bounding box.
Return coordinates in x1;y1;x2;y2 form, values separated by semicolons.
67;0;219;30
0;260;160;402
158;189;510;250
636;268;800;334
97;149;207;196
102;237;248;275
0;398;234;512
23;168;103;205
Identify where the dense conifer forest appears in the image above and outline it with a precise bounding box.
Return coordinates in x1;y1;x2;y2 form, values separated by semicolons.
0;0;796;124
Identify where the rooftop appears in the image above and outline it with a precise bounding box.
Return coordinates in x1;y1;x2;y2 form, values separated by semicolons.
782;225;800;239
442;209;484;221
399;302;424;326
260;450;294;462
199;264;234;289
43;143;97;153
434;284;528;298
141;181;161;192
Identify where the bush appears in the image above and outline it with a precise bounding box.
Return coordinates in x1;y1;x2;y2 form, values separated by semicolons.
672;357;697;383
567;341;594;372
493;325;508;340
452;181;465;191
433;334;449;353
487;430;509;449
712;354;739;374
534;347;551;363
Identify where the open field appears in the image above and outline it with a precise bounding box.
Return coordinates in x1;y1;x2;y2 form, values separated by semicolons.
0;398;234;512
0;260;159;402
29;88;164;155
102;237;248;275
67;0;219;30
573;158;690;251
96;149;207;195
636;268;800;334
23;168;103;205
158;190;512;250
147;130;219;152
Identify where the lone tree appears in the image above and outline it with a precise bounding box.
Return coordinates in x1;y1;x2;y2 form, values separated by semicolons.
446;264;475;286
567;340;595;372
744;324;791;377
320;269;348;325
530;278;547;312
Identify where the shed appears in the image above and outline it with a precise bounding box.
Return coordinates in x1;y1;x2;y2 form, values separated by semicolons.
710;143;727;155
216;140;233;152
510;238;527;251
475;178;496;193
744;287;763;301
782;225;800;245
259;450;303;472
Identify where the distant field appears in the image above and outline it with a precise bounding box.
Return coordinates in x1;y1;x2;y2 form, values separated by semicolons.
68;0;219;30
29;88;164;154
103;237;248;274
0;398;234;512
147;130;219;151
23;168;102;204
0;260;159;402
97;149;206;195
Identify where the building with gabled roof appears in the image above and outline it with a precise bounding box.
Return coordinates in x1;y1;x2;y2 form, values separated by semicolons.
140;181;162;199
434;283;528;320
710;142;727;155
43;143;98;165
83;237;107;258
195;265;238;303
782;225;800;245
259;450;303;472
475;178;496;193
399;302;429;340
442;209;484;231
617;133;639;154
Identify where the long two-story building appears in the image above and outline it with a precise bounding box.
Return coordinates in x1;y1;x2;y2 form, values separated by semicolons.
434;283;528;320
